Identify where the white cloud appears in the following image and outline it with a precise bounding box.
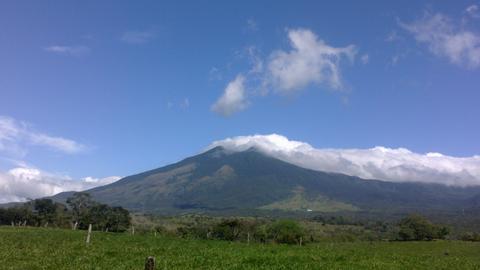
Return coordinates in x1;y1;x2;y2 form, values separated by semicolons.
166;99;191;110
0;116;85;155
266;28;356;92
209;67;222;81
385;30;401;42
0;166;121;203
28;133;84;154
466;4;479;18
401;12;480;68
44;45;90;56
121;30;155;44
209;134;480;187
360;54;369;64
181;98;190;109
246;19;259;32
211;28;358;116
211;75;248;116
246;46;264;74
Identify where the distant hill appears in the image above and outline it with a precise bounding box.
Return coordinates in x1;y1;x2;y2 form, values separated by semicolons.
52;146;480;215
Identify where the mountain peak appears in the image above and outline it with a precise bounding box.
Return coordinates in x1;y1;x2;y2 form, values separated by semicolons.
205;145;225;153
51;142;480;215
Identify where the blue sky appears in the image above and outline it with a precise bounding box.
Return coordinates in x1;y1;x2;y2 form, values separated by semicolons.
1;1;480;201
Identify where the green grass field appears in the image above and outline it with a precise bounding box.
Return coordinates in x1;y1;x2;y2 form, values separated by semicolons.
1;227;479;270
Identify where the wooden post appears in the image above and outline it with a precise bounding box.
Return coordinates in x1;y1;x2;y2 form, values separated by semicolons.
247;232;250;245
144;256;155;270
131;226;135;235
86;224;92;244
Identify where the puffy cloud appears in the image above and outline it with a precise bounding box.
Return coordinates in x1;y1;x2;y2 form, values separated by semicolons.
267;29;356;92
401;12;480;68
211;28;358;116
121;30;155;44
0;116;85;155
209;134;480;187
0;166;121;203
44;45;90;56
211;75;248;116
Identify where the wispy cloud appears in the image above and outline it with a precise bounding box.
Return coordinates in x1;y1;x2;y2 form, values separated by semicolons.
121;30;156;44
211;75;248;116
209;134;480;187
385;30;401;42
246;18;259;32
360;54;369;64
466;4;480;18
166;98;191;110
0;116;85;156
400;11;480;68
181;98;190;109
44;45;90;56
0;166;120;203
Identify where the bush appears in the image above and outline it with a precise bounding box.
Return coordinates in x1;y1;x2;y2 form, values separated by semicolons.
212;219;242;241
461;232;480;242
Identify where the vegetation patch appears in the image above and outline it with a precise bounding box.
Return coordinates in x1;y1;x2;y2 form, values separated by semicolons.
259;187;358;212
1;227;480;269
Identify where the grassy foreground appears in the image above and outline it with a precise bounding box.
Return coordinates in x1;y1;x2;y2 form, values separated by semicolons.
1;227;479;269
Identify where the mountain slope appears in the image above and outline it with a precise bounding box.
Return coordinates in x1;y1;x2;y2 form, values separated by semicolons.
53;147;480;214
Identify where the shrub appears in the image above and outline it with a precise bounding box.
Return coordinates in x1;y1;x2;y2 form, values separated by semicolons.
461;232;480;242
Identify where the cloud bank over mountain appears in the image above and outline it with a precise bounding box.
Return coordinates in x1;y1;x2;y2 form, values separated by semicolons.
0;115;120;203
0;167;121;203
209;134;480;186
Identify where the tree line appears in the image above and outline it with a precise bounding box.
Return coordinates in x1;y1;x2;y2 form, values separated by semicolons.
0;192;130;232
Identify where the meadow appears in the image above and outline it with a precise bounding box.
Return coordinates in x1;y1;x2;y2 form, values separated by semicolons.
1;227;480;269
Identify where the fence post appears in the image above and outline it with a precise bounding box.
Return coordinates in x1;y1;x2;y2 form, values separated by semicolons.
247;232;250;245
144;256;155;270
131;226;135;235
86;224;92;244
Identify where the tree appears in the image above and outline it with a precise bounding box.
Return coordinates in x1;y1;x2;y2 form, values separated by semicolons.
398;214;449;241
33;199;57;224
212;219;242;241
66;192;95;228
267;220;304;244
